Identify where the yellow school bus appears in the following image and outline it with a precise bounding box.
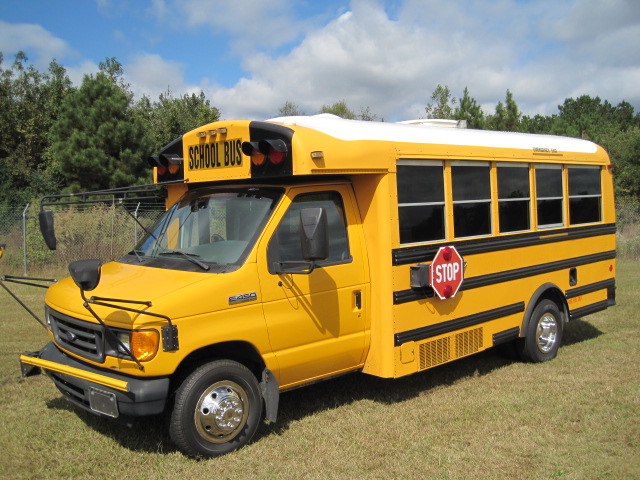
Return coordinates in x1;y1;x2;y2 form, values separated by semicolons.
20;115;616;457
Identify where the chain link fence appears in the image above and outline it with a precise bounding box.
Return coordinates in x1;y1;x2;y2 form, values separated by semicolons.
1;199;639;276
616;198;640;260
0;203;164;276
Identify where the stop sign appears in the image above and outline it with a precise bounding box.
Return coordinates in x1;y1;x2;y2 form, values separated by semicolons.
430;246;465;300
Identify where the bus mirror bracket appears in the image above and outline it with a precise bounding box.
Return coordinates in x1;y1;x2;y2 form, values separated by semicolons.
273;207;329;275
39;209;57;251
300;207;329;262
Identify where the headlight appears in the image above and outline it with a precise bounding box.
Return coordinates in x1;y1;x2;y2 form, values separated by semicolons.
116;332;131;354
117;330;159;362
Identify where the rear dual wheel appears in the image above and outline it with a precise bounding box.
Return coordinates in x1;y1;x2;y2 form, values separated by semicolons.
169;360;262;458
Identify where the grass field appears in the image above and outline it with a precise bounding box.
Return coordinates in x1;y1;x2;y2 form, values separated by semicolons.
1;262;638;480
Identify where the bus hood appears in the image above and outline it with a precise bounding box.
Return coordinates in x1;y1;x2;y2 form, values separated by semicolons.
45;261;224;327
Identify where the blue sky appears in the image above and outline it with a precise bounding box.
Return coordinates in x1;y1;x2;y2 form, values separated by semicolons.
1;0;639;121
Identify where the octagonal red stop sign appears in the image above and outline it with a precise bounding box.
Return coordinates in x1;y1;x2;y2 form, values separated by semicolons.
430;246;465;300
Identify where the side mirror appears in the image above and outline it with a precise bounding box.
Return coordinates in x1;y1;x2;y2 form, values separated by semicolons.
69;259;103;292
300;207;329;261
39;210;57;250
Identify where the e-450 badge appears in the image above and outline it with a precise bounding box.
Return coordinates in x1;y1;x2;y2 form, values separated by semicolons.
228;292;257;305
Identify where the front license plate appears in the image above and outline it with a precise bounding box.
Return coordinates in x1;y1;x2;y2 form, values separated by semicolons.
89;387;119;418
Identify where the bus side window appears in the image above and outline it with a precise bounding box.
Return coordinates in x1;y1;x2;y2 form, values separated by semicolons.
497;163;531;233
452;162;491;238
267;191;351;273
535;164;564;228
397;160;445;244
568;166;602;225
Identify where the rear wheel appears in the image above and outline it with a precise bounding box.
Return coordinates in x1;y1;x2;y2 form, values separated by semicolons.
517;299;563;363
169;359;262;458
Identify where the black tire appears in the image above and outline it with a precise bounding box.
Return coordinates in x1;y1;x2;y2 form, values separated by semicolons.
516;299;563;363
169;360;262;458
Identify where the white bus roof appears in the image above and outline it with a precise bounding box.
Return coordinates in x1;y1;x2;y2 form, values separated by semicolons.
267;115;599;155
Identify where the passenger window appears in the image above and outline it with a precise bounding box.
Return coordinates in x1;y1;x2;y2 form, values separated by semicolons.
397;161;445;244
535;165;564;228
498;163;531;233
568;166;602;225
452;162;491;237
268;191;351;272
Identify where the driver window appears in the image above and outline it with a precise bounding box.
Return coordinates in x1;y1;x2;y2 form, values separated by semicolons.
268;191;351;272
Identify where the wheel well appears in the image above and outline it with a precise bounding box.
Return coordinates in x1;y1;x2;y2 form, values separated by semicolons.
522;283;569;336
171;341;265;391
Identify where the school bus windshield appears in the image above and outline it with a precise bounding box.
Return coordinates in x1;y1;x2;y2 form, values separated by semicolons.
124;186;282;272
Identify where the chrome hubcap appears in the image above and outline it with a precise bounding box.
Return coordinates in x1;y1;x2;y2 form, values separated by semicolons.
536;313;559;353
195;381;249;443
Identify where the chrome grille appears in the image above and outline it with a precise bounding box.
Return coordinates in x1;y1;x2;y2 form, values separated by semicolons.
48;308;105;362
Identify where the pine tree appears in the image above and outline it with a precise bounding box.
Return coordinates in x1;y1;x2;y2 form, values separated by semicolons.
454;87;485;129
50;68;153;192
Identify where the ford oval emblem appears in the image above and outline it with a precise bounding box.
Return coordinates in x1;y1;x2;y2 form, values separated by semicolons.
65;331;77;343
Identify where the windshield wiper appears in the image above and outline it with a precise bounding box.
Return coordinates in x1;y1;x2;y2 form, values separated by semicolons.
159;250;210;271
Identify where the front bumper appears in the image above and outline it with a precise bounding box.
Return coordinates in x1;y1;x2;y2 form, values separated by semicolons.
20;342;170;419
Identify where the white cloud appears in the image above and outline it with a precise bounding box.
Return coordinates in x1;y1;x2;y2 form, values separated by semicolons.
124;53;199;100
6;0;637;123
148;0;169;22
0;20;71;68
178;0;306;52
201;0;640;121
65;60;100;86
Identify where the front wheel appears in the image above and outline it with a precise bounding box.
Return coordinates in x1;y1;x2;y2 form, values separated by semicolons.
169;360;263;458
516;299;563;363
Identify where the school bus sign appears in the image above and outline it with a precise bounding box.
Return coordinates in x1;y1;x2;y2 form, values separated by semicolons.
430;246;464;300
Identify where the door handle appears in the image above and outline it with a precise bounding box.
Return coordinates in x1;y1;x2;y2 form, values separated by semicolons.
354;291;362;310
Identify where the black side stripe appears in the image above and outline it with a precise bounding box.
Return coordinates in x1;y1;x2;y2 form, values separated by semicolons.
393;223;616;266
394;302;525;346
393;250;616;305
566;278;615;299
492;327;520;346
569;300;609;320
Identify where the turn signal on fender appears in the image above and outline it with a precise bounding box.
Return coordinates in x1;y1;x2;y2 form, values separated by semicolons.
131;330;160;362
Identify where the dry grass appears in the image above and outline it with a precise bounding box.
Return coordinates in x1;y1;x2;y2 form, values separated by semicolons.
0;262;638;479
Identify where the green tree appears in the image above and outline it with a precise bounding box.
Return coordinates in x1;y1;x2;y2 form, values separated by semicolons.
454;87;485;129
50;68;153;192
138;89;220;152
555;95;614;141
504;90;521;131
520;113;558;134
425;84;456;119
320;100;357;119
99;56;129;92
602;127;640;198
486;90;520;131
277;100;303;116
358;106;379;121
0;52;72;205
